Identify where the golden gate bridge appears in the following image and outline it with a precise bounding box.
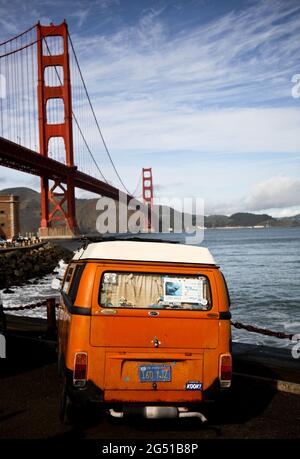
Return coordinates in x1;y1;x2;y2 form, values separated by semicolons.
0;21;154;237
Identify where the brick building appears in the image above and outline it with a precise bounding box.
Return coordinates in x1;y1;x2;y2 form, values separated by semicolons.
0;195;20;240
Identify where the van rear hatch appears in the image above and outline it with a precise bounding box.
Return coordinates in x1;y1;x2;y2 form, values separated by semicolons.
90;312;217;398
90;313;218;349
89;266;219;398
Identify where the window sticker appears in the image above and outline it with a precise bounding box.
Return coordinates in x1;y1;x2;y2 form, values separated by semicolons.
103;273;118;284
163;277;204;304
185;381;203;390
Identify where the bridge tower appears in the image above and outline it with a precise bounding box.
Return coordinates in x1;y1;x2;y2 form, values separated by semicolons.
142;167;153;230
37;21;78;238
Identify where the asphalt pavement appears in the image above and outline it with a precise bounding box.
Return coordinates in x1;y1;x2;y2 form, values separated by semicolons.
0;335;299;440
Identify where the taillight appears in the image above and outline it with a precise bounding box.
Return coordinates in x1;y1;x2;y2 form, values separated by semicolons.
219;354;232;388
73;352;88;387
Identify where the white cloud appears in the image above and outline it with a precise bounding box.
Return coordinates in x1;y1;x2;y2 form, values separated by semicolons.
245;176;300;211
1;0;300;214
0;1;51;37
191;176;300;216
73;0;300;102
97;106;300;154
263;207;300;218
66;0;300;165
70;9;90;28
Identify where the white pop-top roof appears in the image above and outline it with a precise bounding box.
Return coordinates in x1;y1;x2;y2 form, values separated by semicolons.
73;240;216;265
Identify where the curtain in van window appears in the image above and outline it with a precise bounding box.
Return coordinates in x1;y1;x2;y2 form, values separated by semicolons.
102;273;163;308
100;273;212;310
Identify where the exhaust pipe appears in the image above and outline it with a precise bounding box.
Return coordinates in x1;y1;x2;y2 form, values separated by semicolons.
109;406;207;423
178;411;207;423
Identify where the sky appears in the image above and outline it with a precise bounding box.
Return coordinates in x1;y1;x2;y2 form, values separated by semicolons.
0;0;300;217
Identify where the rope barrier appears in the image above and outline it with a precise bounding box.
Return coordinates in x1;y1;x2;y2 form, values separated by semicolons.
231;321;294;340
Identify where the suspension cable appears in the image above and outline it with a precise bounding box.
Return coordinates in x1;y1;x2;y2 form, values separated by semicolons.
42;37;109;183
0;29;109;184
0;24;37;46
131;171;143;198
0;39;40;59
0;24;136;196
67;31;132;195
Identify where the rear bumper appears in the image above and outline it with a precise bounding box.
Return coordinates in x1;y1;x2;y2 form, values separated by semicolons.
65;369;227;407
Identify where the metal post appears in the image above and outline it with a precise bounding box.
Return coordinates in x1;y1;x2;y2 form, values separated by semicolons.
0;298;7;336
46;298;57;337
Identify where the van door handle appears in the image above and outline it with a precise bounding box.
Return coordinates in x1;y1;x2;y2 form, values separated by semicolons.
151;337;161;348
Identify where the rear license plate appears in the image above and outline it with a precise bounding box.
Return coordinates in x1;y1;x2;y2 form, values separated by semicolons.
139;364;171;382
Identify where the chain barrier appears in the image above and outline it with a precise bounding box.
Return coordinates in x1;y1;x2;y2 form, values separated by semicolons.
0;299;59;336
231;321;294;340
0;300;295;341
2;300;58;312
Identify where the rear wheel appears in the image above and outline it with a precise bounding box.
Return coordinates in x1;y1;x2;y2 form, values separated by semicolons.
59;377;77;425
57;351;63;377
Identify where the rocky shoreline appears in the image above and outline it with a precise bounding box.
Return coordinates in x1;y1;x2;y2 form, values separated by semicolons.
0;243;72;290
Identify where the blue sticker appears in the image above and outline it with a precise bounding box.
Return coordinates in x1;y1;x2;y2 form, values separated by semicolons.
185;381;203;390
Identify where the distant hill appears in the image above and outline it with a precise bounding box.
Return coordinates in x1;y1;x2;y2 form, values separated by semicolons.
204;214;232;228
0;187;299;234
205;212;275;228
275;214;300;226
204;212;300;228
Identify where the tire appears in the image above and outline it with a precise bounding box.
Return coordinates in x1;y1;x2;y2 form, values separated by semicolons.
57;352;63;378
59;377;77;425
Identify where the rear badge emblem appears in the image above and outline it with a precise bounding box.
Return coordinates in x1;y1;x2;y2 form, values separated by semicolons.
185;381;203;391
149;311;159;316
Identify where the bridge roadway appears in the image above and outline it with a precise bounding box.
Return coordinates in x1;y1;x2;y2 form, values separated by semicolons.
0;136;132;201
0;329;299;440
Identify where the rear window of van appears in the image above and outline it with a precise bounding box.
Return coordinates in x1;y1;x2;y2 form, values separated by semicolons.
99;272;212;311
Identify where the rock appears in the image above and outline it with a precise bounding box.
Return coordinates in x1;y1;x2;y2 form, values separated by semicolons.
0;242;72;289
3;288;15;294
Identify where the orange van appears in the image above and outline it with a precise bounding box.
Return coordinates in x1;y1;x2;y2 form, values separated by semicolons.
57;240;232;423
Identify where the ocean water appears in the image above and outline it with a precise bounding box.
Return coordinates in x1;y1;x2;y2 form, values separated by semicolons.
201;227;300;349
1;227;299;349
